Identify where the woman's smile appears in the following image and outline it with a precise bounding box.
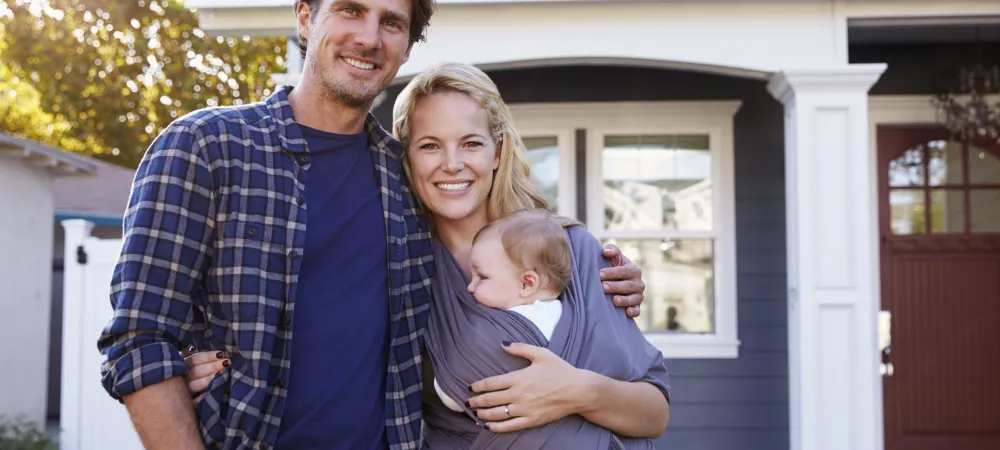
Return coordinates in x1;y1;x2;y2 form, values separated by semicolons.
434;180;474;196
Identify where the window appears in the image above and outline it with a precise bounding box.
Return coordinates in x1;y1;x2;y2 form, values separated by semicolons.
888;139;1000;235
523;136;561;213
517;128;576;217
512;101;742;358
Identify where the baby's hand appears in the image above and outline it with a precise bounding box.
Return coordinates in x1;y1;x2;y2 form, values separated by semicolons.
183;349;230;402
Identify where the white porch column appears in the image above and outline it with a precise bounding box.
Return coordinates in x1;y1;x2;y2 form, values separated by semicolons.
767;64;887;450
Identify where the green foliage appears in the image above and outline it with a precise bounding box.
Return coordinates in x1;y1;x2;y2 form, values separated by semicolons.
0;0;287;167
0;416;58;450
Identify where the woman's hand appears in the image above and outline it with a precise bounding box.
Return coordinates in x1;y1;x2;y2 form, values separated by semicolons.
182;348;229;403
600;244;645;318
467;342;593;433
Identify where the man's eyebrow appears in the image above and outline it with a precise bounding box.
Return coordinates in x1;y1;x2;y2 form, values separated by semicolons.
331;0;409;25
330;0;367;12
381;7;410;25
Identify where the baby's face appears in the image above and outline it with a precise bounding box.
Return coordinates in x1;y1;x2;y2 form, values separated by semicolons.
467;235;524;309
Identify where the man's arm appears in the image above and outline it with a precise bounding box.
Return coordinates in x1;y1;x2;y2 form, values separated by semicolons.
600;244;645;317
97;121;216;449
123;378;202;449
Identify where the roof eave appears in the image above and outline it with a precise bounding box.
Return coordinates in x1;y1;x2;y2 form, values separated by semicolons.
0;139;97;176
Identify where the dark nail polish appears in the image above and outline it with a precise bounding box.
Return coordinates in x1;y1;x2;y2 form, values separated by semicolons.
501;340;511;347
187;345;196;353
465;400;471;408
468;385;474;392
483;424;490;430
222;359;231;368
216;352;225;359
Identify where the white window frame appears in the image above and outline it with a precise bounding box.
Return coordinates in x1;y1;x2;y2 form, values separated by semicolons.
516;127;577;218
510;101;742;359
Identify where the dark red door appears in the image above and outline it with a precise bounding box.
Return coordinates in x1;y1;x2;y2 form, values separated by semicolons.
878;126;1000;450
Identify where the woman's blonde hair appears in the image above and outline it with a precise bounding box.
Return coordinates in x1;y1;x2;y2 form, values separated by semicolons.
392;62;549;221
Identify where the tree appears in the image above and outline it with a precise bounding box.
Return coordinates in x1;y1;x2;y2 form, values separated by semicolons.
0;0;287;167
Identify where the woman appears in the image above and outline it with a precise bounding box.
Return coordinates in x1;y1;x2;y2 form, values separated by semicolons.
186;62;670;447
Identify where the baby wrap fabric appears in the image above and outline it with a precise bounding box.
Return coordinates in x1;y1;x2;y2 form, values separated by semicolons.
422;225;671;449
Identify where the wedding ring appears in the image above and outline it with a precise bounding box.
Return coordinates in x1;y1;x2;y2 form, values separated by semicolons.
504;405;511;418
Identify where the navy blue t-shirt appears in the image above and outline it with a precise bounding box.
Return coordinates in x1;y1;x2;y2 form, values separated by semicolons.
275;124;390;449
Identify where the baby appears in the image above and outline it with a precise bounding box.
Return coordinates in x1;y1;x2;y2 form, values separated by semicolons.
434;209;573;413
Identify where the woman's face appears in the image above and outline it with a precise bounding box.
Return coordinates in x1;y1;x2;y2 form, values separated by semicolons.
406;91;500;225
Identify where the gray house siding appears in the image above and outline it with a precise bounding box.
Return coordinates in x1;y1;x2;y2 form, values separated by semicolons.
374;65;790;450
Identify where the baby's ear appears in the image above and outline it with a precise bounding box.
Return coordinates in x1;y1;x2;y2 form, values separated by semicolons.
520;270;540;297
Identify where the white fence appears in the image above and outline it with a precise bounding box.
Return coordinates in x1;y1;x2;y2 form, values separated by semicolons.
60;220;142;450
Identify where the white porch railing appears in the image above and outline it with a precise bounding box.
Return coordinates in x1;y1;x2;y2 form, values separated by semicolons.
59;220;142;450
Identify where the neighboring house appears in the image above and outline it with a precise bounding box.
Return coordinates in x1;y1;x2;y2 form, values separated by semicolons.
0;133;95;427
56;1;1000;449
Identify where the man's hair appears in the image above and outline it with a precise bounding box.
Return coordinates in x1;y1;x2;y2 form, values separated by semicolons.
296;0;435;59
474;209;574;293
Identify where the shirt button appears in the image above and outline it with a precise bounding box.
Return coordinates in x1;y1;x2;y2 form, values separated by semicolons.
246;228;257;237
295;196;305;206
288;250;298;259
296;155;310;165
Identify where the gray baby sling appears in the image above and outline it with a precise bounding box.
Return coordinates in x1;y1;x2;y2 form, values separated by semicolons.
422;225;671;449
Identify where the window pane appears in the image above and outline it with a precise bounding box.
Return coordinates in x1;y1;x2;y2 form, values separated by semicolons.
603;134;712;231
523;136;559;213
970;189;1000;233
603;238;714;334
928;140;963;186
888;146;925;187
930;189;965;234
968;146;1000;185
890;189;926;235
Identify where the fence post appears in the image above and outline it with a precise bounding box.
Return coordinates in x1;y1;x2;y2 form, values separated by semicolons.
58;220;93;450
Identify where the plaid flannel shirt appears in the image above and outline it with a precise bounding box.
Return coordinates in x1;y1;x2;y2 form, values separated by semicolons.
98;86;435;450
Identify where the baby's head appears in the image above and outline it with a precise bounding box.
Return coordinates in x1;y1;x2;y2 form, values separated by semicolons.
467;209;573;309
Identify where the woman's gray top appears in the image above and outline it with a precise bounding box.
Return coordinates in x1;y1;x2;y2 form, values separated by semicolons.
422;225;671;449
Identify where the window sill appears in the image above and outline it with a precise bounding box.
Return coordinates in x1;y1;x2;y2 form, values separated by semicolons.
644;333;741;359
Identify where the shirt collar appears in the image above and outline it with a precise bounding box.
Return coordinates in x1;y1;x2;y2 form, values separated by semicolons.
266;85;405;160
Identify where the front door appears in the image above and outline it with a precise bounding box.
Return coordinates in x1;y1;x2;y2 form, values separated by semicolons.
878;125;1000;450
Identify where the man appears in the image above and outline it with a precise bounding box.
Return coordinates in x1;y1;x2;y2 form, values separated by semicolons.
97;1;645;449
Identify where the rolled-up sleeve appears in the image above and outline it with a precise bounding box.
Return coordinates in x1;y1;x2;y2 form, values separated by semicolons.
97;122;216;401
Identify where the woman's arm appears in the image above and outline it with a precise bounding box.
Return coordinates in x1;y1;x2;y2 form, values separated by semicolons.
575;369;669;438
468;342;669;438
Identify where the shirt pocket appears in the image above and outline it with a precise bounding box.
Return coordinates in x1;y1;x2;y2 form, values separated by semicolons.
214;220;287;349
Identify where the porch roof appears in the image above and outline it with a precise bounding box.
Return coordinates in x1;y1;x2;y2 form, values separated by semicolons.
0;132;96;176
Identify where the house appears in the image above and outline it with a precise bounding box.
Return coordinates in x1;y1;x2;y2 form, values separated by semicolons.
0;133;95;428
186;1;1000;449
183;1;1000;449
0;131;133;432
54;0;1000;449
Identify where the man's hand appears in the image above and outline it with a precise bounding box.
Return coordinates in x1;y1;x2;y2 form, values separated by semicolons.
600;244;645;318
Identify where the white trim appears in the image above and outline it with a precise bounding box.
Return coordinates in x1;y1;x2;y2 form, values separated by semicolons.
511;101;742;359
769;64;887;450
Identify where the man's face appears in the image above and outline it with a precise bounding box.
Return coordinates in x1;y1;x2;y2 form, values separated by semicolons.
298;0;413;108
